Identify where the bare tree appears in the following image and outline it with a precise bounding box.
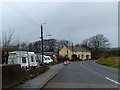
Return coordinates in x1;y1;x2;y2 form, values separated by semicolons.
81;39;90;49
45;38;57;52
88;34;110;50
33;41;41;52
55;40;72;55
2;29;17;64
20;42;29;51
81;34;110;59
2;30;14;48
24;39;72;55
28;43;34;52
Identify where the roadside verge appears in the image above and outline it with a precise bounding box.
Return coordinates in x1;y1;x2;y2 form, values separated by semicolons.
12;63;64;90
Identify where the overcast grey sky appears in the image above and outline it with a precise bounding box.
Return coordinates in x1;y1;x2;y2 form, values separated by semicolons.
2;1;118;47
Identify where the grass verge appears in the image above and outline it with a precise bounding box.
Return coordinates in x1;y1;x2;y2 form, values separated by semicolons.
96;57;120;68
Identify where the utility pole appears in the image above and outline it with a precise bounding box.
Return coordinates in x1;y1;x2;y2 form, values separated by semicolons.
41;25;44;65
72;43;74;54
66;41;68;56
40;23;46;65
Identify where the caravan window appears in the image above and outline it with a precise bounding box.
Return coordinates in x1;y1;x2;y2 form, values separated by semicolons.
22;57;26;63
31;56;34;62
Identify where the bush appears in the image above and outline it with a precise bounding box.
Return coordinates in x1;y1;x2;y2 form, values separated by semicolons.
22;66;49;81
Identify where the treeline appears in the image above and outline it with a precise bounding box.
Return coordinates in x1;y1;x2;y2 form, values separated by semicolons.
1;30;119;63
80;34;119;59
2;30;73;64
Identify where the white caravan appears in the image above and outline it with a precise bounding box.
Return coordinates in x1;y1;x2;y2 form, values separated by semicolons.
8;51;38;67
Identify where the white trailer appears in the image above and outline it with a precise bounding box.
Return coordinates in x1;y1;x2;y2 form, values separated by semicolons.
28;52;38;66
8;51;38;67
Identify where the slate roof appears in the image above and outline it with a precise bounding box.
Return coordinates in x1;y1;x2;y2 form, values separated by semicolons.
59;44;90;52
72;46;90;52
66;45;90;52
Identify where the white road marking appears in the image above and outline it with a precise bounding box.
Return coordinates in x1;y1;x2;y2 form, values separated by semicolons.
105;77;120;85
81;62;119;85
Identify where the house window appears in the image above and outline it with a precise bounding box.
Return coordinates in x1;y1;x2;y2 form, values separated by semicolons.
31;56;34;62
22;57;26;63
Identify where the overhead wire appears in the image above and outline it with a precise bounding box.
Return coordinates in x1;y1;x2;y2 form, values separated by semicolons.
9;0;40;26
1;0;40;27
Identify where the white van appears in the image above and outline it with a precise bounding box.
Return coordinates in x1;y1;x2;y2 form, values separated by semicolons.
43;55;53;64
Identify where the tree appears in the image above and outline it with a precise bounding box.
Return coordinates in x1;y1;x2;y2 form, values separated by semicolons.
55;40;72;55
33;41;41;52
81;39;90;50
2;27;20;64
2;30;14;64
28;43;34;52
20;42;29;51
45;38;57;52
88;34;110;51
31;39;57;52
81;34;110;59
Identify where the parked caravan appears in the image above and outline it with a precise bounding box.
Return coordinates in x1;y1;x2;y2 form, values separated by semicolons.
28;52;38;66
35;53;42;65
8;51;38;67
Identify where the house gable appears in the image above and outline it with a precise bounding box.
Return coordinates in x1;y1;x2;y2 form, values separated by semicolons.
59;45;73;59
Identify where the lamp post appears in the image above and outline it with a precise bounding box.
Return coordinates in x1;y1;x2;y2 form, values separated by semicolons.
40;23;46;65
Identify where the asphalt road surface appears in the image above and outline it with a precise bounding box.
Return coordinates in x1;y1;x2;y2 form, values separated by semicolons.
42;60;119;89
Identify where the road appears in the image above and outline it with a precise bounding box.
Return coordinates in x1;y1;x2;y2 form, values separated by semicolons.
42;60;119;89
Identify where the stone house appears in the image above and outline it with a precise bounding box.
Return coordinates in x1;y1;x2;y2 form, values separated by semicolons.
59;45;91;60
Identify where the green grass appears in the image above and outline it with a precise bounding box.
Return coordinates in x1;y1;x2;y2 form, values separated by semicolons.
96;57;120;68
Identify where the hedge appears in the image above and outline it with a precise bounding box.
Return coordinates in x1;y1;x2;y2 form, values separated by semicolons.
2;64;49;89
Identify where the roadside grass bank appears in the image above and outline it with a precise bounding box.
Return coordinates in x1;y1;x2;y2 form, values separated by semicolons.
96;57;120;68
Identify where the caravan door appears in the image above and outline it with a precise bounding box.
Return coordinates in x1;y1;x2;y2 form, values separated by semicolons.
28;52;37;66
